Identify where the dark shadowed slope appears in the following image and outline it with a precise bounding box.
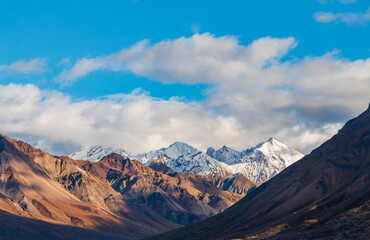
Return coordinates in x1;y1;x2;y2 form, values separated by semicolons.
148;104;370;240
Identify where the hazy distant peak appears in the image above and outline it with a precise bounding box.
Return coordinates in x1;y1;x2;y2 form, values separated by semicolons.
69;145;129;162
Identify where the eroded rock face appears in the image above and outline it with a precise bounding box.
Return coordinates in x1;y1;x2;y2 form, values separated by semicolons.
78;153;244;225
0;134;253;239
149;105;370;240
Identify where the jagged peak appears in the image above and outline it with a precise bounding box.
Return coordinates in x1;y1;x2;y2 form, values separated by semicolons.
161;141;198;159
221;145;230;151
262;137;282;145
206;147;215;153
167;141;197;150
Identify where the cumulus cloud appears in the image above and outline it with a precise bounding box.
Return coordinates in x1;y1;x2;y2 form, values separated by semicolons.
0;58;47;74
0;82;353;156
314;9;370;25
0;83;247;155
56;33;296;84
2;34;369;155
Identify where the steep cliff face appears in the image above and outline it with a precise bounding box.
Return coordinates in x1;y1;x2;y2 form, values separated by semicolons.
149;105;370;240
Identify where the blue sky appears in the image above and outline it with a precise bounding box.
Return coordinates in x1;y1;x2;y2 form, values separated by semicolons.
1;0;369;99
0;0;369;154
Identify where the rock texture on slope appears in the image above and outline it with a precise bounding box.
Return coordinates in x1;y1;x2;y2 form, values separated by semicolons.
148;105;370;240
0;134;250;240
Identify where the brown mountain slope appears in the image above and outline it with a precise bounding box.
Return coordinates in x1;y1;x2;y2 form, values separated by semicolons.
148;104;370;240
0;134;165;239
0;133;251;239
77;153;243;225
149;160;256;197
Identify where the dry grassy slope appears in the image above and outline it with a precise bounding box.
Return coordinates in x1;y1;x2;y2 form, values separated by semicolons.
148;105;370;240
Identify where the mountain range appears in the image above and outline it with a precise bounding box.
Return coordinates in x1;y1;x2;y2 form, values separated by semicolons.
70;137;304;185
0;134;251;239
1;105;368;240
0;133;303;239
148;104;370;240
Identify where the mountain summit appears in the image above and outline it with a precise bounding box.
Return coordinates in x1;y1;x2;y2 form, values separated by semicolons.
205;138;304;184
238;137;304;184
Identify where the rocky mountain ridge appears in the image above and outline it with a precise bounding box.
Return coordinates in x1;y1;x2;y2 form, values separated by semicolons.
70;138;304;185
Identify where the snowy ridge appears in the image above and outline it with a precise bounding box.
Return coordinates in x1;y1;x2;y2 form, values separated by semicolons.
165;151;233;178
69;138;304;185
205;137;304;184
206;146;245;164
132;141;198;165
69;145;130;162
231;138;304;184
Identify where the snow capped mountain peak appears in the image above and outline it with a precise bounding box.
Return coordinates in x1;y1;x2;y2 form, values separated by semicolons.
165;141;198;159
249;137;303;164
239;138;304;184
205;138;304;184
266;137;277;144
69;145;129;162
69;138;304;186
130;141;198;165
260;137;284;147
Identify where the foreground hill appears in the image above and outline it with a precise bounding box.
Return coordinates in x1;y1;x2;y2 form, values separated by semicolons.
0;134;250;239
148;105;370;240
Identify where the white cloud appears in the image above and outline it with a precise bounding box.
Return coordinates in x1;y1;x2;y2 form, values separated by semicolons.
314;9;370;25
0;82;352;156
0;83;247;155
56;33;296;84
2;34;370;156
0;58;47;74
